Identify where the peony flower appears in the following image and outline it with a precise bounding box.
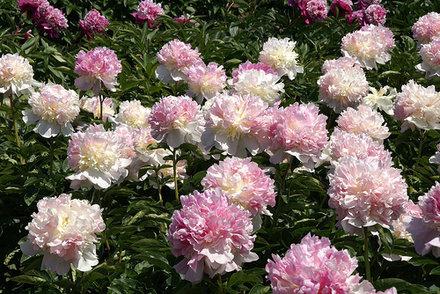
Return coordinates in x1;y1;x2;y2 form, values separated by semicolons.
79;9;109;39
328;156;408;234
66;125;132;189
23;83;80;138
230;67;284;105
113;124;137;160
430;144;440;172
32;4;68;38
330;0;353;16
17;0;49;13
412;12;440;44
74;47;122;93
293;0;329;24
363;86;396;115
259;37;304;80
364;4;387;25
231;61;277;83
268;103;328;168
417;39;440;78
252;105;283;153
131;0;164;28
0;53;35;95
149;95;204;148
174;15;193;24
20;194;105;275
80;96;115;122
155;39;203;83
266;234;380;294
336;105;390;142
202;93;268;157
341;25;395;70
183;62;227;101
321;56;358;73
115;100;151;129
132;127;168;166
394;80;440;131
168;189;258;283
201;157;276;217
408;183;440;257
318;60;369;112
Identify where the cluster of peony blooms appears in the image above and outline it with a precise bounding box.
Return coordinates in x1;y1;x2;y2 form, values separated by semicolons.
79;9;110;39
131;0;164;27
20;194;105;274
0;53;36;95
266;234;397;294
18;0;68;38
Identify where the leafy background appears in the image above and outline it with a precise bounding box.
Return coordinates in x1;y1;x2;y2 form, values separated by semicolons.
1;0;440;293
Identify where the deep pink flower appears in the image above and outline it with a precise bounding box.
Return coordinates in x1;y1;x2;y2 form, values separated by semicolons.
17;0;49;13
79;9;109;39
131;0;164;28
364;4;387;25
293;0;329;24
330;0;353;16
32;4;68;38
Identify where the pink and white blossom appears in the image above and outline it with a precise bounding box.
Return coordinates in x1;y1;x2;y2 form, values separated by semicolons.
363;86;397;115
417;39;440;78
0;53;35;95
183;62;226;100
364;4;387;25
131;0;164;28
115;100;151;129
412;12;440;44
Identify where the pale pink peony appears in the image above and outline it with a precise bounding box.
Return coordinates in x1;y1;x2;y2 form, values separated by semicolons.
155;39;203;83
113;124;137;160
417;39;440;78
321;56;358;74
408;183;440;257
149;95;204;148
412;12;440;44
364;4;387;26
330;0;353;16
79;9;109;39
80;96;115;122
183;62;227;100
269;103;328;168
341;25;395;70
22;83;80;138
394;80;440;131
293;0;329;24
266;234;377;294
131;0;164;28
336;105;390;142
32;4;68;38
252;106;283;153
18;0;49;13
328;156;408;234
0;53;35;95
115;100;151;129
74;47;122;93
20;194;105;275
201;157;276;217
202;93;268;157
231;61;277;83
318;61;369;112
168;189;258;283
66;125;132;189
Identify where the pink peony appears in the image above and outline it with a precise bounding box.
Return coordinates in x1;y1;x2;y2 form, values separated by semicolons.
293;0;329;25
408;183;440;257
231;61;277;83
74;47;122;93
32;4;68;38
168;189;258;283
17;0;49;13
412;12;440;44
321;56;358;74
155;39;203;83
336;105;390;142
115;100;151;129
328;156;408;234
417;39;440;78
131;0;164;28
174;15;193;24
330;0;353;16
80;96;115;122
0;53;35;95
183;62;227;100
149;95;205;148
20;194;105;275
201;157;276;217
364;4;387;26
79;9;109;39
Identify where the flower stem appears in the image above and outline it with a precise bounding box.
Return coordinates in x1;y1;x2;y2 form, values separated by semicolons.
363;227;371;281
216;275;224;294
172;148;179;202
8;93;20;147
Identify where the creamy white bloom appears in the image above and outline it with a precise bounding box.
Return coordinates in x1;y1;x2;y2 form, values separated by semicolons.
0;53;35;95
259;37;304;80
115;100;151;129
363;86;397;115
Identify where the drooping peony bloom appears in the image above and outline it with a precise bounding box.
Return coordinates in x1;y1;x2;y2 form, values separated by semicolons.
430;144;440;172
80;96;115;122
408;183;440;257
364;4;387;25
417;39;440;78
268;103;328;168
155;39;203;83
168;189;258;283
318;59;369;112
17;0;49;13
149;95;204;148
259;37;304;80
74;47;122;93
183;62;227;101
330;0;353;16
20;194;105;275
266;234;381;294
0;53;35;95
32;4;68;38
79;9;110;39
328;156;408;234
202;93;268;157
341;25;395;70
115;100;151;129
22;83;80;138
363;86;396;115
336;105;390;142
231;61;277;83
131;0;164;28
201;157;276;217
412;12;440;44
293;0;329;24
322;128;392;166
394;80;440;131
66;125;132;189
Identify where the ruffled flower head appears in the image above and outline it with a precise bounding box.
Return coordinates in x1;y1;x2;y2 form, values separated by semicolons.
115;100;151;129
412;12;440;44
131;0;164;28
79;9;109;38
293;0;329;24
183;62;227;100
417;39;440;78
363;86;396;115
0;53;35;95
32;4;68;38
